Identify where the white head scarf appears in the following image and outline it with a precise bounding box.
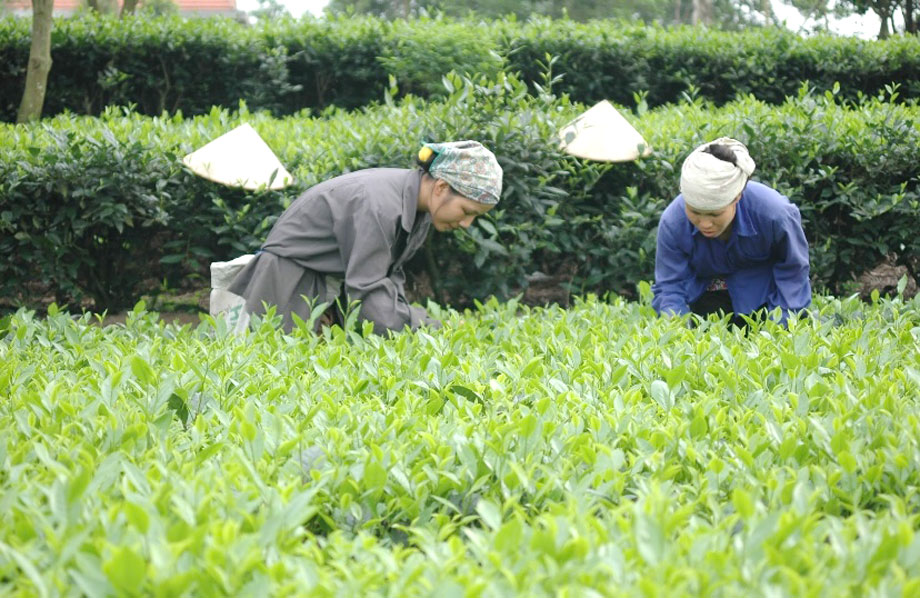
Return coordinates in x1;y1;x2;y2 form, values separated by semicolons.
679;137;756;210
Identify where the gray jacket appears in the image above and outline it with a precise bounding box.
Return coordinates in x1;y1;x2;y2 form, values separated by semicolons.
227;168;436;334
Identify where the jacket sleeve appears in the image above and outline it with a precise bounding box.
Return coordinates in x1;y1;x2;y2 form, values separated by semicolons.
333;205;435;334
652;218;693;316
767;203;812;323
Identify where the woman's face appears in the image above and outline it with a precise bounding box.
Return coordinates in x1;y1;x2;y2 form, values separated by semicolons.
430;181;493;232
684;196;740;239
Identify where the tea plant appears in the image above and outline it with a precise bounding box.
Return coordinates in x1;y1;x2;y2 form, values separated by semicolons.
1;293;918;596
4;83;919;309
3;14;920;121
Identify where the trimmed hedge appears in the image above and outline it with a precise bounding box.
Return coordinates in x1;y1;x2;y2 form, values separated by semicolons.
2;14;920;122
503;19;920;108
2;76;919;311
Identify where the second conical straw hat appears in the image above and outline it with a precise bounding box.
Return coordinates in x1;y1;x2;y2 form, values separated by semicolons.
182;123;293;190
558;100;651;162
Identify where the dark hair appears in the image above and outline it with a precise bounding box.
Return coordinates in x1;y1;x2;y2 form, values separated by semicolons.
703;143;737;165
417;149;436;172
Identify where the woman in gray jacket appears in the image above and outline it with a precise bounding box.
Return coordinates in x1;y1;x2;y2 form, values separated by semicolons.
227;140;503;334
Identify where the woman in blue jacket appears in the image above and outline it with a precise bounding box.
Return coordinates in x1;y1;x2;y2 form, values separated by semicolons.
652;137;811;326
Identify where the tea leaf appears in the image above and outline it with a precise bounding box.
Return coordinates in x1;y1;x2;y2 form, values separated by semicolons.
103;547;147;594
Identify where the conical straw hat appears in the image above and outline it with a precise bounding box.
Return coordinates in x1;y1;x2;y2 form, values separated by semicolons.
182;123;293;190
558;100;651;162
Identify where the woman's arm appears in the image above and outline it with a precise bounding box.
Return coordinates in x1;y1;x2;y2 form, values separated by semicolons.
334;205;434;334
652;218;694;316
767;204;812;322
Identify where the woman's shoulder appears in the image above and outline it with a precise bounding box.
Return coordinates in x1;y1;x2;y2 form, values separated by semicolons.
658;196;692;238
741;181;803;233
744;181;791;205
662;194;686;215
315;168;409;193
744;181;799;213
308;168;412;207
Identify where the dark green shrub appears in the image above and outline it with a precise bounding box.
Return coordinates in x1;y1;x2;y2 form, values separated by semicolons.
0;117;181;308
2;81;919;310
262;15;391;112
2;14;920;122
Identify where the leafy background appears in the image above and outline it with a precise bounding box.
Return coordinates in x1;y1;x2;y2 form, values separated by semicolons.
2;75;919;311
1;14;920;122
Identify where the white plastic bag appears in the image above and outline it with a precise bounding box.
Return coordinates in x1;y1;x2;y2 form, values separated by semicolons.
209;254;254;332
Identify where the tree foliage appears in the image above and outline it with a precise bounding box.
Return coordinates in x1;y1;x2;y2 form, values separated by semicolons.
140;0;179;17
785;0;919;37
250;0;291;21
325;0;920;36
842;0;919;37
325;0;776;29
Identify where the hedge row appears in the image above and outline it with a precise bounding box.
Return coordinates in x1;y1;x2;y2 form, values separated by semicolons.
2;14;920;122
2;75;919;311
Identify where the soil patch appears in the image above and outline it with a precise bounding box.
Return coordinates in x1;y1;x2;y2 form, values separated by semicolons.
856;255;918;299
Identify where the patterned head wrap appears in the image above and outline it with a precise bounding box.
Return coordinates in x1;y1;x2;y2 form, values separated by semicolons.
418;140;503;205
680;137;756;211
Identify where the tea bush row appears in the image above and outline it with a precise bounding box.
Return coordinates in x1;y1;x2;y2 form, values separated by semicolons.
2;75;918;310
2;13;920;121
0;294;918;595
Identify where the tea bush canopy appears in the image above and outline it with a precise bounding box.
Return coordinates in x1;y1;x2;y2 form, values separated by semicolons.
1;293;919;594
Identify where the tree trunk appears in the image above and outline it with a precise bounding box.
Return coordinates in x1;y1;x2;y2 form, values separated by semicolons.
121;0;140;17
16;0;54;124
691;0;712;25
759;0;777;26
86;0;118;14
876;6;891;39
905;0;917;34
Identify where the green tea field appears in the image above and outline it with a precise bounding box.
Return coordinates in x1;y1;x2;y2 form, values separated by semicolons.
1;293;919;596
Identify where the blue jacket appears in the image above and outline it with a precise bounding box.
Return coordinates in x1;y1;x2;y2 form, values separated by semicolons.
652;181;811;323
